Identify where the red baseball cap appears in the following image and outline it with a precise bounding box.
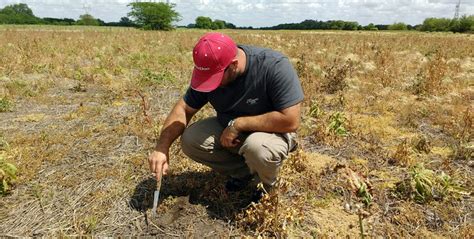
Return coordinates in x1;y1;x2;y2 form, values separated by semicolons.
191;32;237;92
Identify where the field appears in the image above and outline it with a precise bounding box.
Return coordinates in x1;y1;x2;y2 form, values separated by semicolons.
0;26;472;237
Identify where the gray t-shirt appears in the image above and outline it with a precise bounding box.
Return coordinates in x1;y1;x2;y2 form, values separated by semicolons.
184;44;304;127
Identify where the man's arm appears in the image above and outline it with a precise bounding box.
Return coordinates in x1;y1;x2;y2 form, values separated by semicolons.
155;98;199;151
234;103;301;133
149;98;199;179
219;103;301;148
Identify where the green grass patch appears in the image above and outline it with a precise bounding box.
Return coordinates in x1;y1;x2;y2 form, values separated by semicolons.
0;98;13;112
0;155;17;195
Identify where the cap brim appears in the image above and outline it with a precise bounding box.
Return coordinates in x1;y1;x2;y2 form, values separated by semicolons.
190;68;225;92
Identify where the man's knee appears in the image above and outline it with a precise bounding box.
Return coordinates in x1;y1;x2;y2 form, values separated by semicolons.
240;133;287;166
240;133;290;186
180;128;196;157
181;119;221;158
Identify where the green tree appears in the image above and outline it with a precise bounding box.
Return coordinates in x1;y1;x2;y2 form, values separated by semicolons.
195;16;213;29
127;2;181;30
0;3;33;16
342;21;359;30
458;15;474;32
388;22;408;30
420;17;451;32
225;22;236;29
212;19;226;29
43;17;75;25
363;23;378;30
0;3;41;24
119;17;135;27
449;19;461;32
420;18;435;31
76;14;100;26
328;20;345;30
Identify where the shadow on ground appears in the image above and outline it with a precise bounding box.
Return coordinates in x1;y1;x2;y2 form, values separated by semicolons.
129;170;255;222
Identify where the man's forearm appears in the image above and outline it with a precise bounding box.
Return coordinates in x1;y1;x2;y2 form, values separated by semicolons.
234;107;300;133
154;100;192;152
155;121;186;152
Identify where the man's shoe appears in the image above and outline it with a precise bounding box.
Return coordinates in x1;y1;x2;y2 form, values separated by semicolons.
250;188;266;203
225;175;253;192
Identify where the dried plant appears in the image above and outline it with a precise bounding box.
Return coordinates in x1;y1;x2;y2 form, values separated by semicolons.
236;181;304;237
322;58;355;94
390;139;413;166
452;108;472;160
411;51;449;95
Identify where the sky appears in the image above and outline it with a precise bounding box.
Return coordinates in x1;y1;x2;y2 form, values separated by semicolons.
0;0;472;27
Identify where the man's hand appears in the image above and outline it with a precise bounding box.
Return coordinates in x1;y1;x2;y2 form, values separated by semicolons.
220;126;240;148
148;150;169;180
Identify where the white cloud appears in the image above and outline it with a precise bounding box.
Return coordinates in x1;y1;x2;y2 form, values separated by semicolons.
0;0;472;27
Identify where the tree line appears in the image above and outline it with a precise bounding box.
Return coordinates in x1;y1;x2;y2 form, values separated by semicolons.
264;17;473;33
0;3;137;27
0;3;472;33
0;3;234;30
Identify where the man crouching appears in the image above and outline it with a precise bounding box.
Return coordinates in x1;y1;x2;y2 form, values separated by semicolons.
148;32;304;201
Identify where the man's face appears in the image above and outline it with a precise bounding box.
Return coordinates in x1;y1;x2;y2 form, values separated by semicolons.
219;61;238;88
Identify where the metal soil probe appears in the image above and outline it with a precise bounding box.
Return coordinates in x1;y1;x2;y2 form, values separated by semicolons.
151;171;162;217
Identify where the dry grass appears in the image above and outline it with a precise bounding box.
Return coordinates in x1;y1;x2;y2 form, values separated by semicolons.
0;26;472;237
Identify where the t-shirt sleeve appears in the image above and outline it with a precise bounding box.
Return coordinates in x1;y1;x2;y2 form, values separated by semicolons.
268;57;304;110
183;87;209;110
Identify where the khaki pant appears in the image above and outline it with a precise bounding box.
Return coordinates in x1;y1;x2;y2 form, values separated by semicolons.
181;117;296;187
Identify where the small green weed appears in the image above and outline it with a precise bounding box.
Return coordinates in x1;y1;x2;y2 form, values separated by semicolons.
395;164;467;203
0;155;17;195
0;97;13;112
84;215;99;233
139;69;175;86
5;80;35;97
437;172;467;199
308;100;322;118
327;112;348;136
410;164;435;203
357;183;373;207
0;134;9;151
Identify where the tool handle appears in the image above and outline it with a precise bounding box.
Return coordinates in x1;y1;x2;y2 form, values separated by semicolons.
156;169;162;191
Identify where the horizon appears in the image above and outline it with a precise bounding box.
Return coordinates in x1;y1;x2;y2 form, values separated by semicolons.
0;0;473;28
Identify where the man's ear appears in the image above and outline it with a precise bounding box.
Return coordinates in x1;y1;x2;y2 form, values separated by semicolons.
229;59;238;70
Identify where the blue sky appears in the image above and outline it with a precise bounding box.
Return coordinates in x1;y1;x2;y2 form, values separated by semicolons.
0;0;472;27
